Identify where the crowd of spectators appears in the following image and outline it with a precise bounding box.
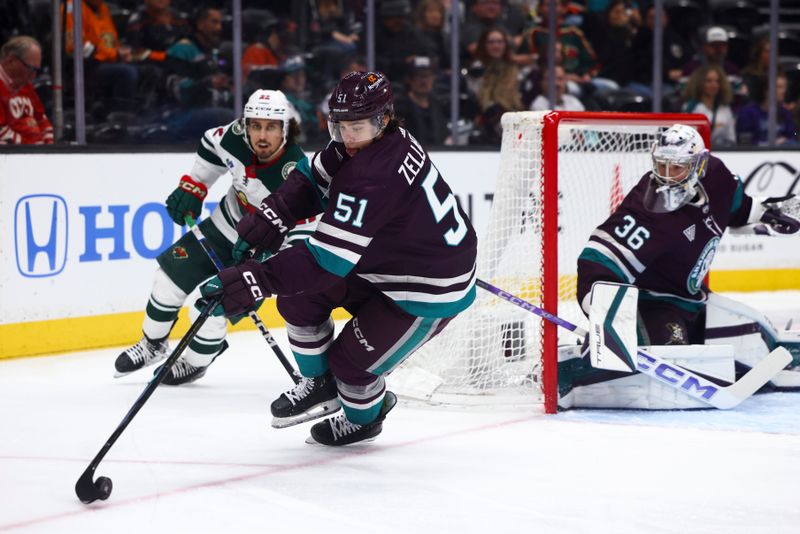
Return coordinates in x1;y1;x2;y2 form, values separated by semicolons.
0;0;798;146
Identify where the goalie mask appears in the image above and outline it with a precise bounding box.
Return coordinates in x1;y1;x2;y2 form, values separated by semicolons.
644;124;709;213
240;89;300;155
327;71;393;145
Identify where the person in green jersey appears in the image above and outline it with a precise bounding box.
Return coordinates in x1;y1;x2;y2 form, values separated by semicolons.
114;89;316;385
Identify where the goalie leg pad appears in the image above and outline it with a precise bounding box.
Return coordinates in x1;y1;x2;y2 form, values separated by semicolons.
705;293;800;389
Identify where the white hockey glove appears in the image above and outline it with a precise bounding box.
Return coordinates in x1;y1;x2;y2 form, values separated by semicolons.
754;195;800;236
730;194;800;237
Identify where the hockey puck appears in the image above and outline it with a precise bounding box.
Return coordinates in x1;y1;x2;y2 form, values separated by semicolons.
95;476;113;500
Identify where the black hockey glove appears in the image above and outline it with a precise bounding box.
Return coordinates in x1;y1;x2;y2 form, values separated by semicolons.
757;195;800;236
198;260;273;319
233;195;296;262
166;175;207;226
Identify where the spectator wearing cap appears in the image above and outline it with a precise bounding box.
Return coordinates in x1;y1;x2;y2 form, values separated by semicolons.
682;26;741;79
375;0;437;82
394;56;450;146
280;55;325;141
0;35;53;144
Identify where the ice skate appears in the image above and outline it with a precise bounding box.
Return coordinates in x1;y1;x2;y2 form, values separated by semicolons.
158;357;208;385
270;371;341;428
114;336;169;377
306;391;397;446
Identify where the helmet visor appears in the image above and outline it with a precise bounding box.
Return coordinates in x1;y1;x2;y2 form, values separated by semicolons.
328;115;384;144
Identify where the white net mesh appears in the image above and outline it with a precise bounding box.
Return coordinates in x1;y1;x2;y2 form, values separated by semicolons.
391;112;696;408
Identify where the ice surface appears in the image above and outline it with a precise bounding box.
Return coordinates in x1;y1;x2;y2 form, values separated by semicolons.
1;292;798;533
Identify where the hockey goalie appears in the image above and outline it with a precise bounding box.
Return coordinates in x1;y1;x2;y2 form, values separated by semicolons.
558;124;800;410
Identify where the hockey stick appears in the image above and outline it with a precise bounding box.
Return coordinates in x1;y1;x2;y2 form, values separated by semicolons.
185;217;299;384
475;278;792;410
75;297;221;504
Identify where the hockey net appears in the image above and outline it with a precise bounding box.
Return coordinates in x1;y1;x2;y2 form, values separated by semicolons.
391;111;710;413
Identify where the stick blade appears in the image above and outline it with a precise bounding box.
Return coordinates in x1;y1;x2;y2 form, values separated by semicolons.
715;347;793;409
75;469;100;504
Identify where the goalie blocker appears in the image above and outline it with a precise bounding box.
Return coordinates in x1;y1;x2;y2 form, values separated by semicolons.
558;282;798;410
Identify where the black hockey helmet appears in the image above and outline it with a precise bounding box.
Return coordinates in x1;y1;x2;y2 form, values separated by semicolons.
328;71;393;123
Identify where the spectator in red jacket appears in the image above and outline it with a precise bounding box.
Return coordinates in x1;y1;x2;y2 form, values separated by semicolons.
0;35;53;144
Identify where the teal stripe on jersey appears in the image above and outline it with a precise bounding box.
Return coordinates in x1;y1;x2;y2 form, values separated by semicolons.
304;240;355;277
197;142;225;167
730;178;744;214
295;157;328;210
393;285;477;319
578;249;629;284
293;352;330;377
371;317;439;375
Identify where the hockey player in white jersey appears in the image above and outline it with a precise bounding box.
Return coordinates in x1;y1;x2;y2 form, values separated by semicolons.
115;89;316;385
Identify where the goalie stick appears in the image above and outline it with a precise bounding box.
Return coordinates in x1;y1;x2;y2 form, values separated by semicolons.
186;217;299;384
475;278;792;410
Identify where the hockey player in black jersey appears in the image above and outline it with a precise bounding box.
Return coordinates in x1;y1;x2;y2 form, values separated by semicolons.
200;71;478;445
563;124;800;408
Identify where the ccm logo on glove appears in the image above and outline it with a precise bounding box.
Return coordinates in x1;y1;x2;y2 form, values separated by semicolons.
261;205;288;233
179;176;208;199
243;270;265;301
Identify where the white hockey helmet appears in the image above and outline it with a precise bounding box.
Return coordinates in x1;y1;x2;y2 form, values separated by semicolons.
644;124;709;213
241;89;300;153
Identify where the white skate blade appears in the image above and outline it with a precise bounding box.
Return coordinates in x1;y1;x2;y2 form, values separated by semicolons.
305;434;377;445
271;400;341;429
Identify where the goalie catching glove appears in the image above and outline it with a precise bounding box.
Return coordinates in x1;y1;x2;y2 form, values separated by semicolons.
755;195;800;236
198;260;273;319
232;195;296;262
166;175;208;225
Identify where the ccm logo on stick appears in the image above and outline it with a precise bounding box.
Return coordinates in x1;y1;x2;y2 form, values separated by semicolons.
637;353;719;400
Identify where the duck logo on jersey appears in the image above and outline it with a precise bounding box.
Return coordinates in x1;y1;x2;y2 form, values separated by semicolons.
687;237;720;294
665;322;687;344
683;224;696;242
14;194;68;278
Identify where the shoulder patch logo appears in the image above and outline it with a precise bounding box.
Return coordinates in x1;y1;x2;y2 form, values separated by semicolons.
282;161;297;179
172;246;189;260
683;224;696;242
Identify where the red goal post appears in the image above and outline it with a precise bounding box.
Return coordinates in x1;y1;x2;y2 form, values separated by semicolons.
393;111;711;414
